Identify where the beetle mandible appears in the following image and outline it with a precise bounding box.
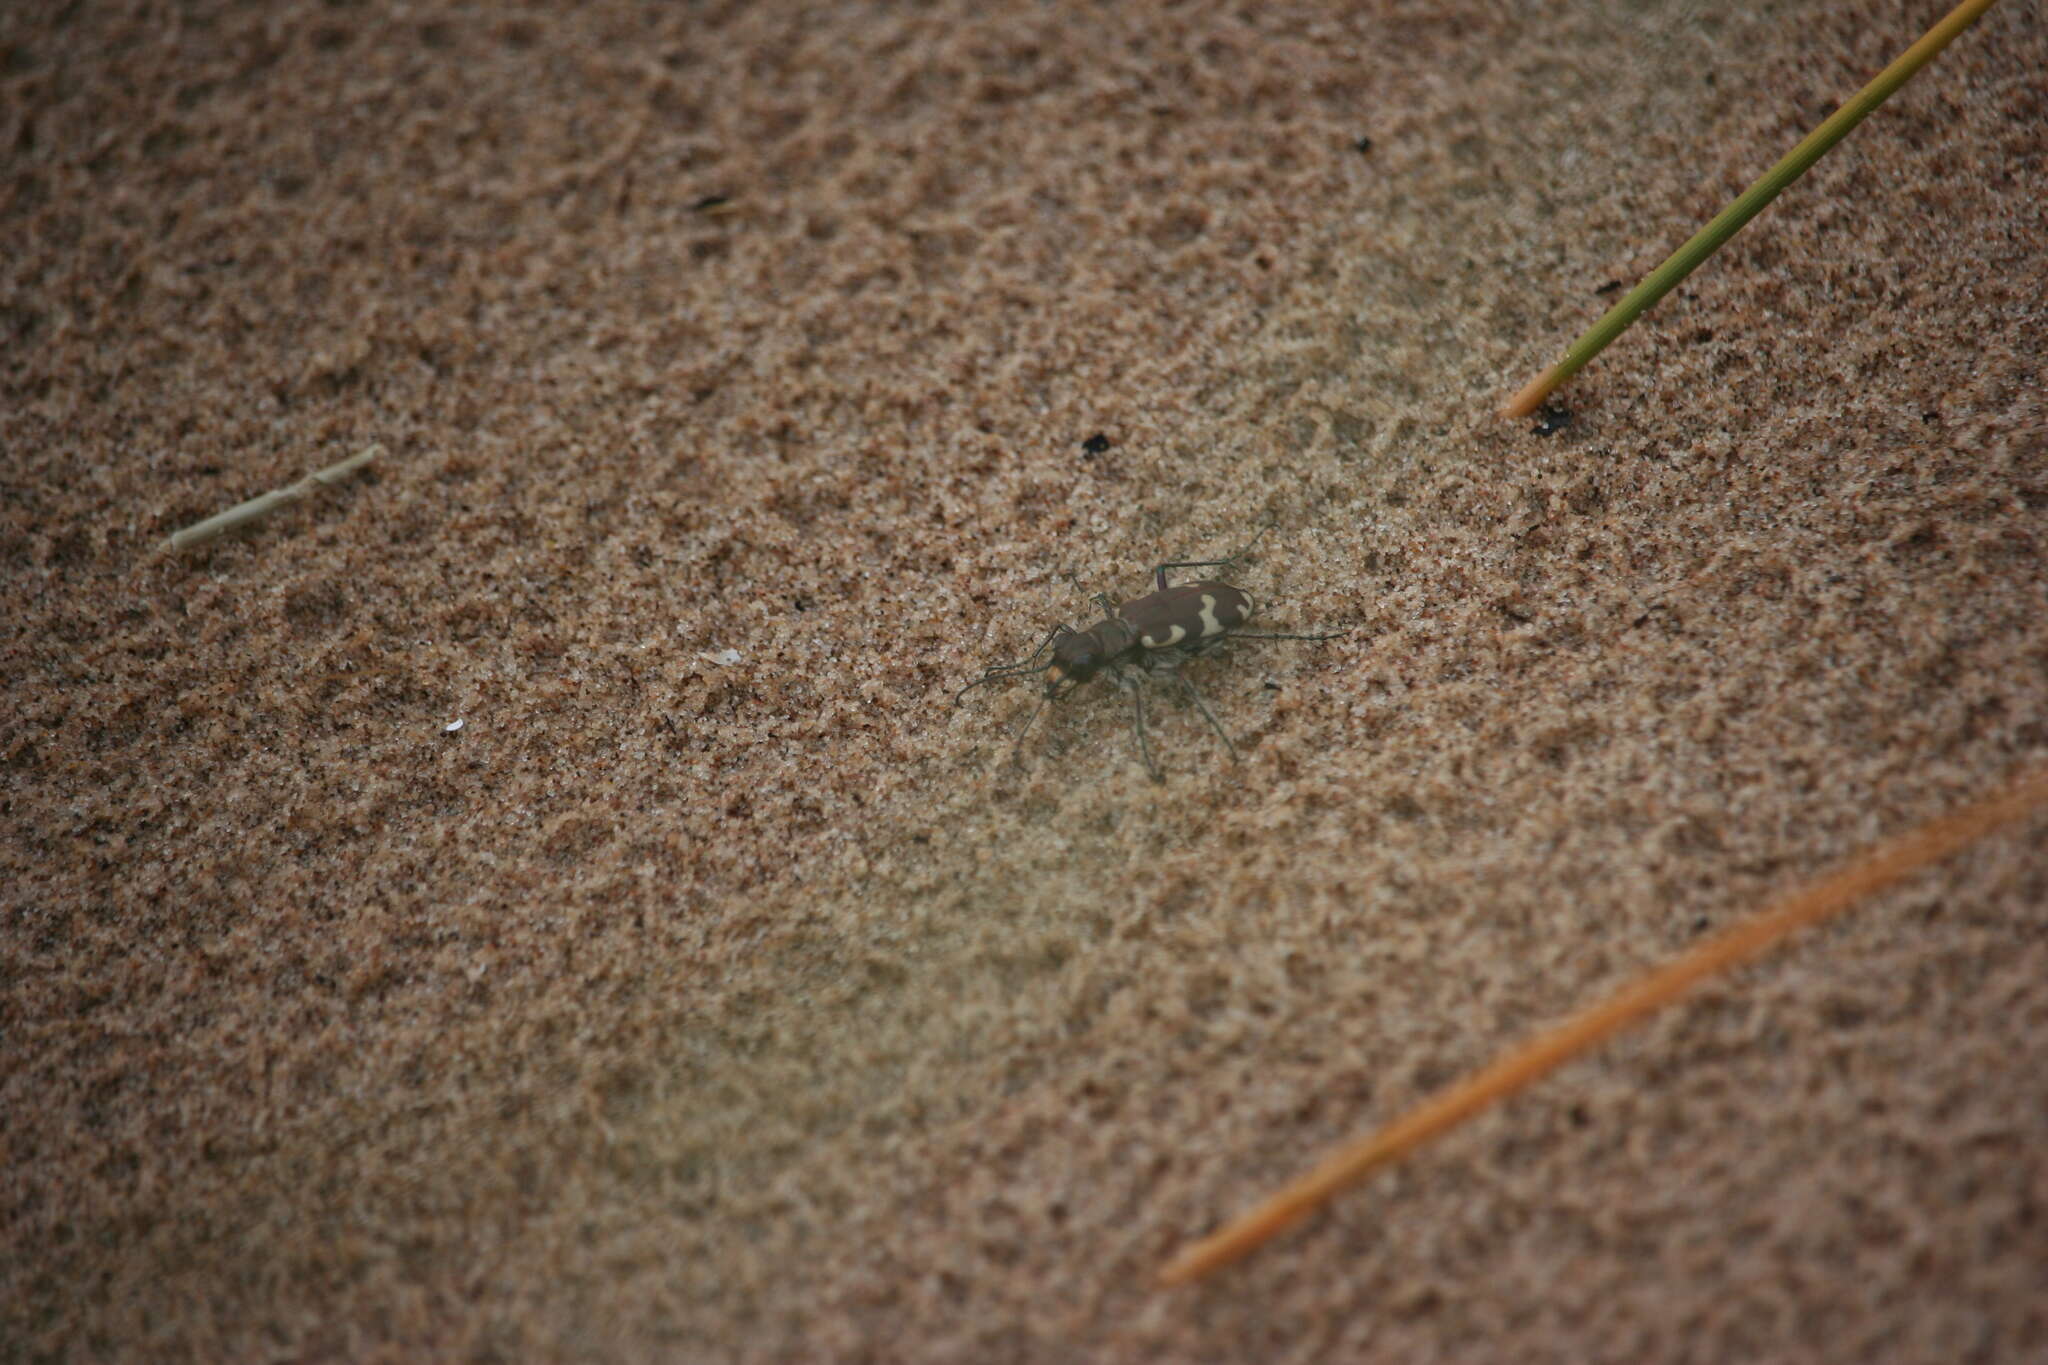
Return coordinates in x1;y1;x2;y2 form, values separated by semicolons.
954;534;1344;780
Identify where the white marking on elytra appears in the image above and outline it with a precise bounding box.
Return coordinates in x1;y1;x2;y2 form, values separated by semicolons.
1198;593;1227;638
1142;623;1188;649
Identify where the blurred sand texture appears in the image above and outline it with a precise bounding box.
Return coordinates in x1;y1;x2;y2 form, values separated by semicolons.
4;1;2045;1359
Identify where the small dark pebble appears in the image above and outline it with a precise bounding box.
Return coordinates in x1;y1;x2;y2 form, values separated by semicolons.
1352;135;1374;154
692;194;733;213
1081;433;1112;456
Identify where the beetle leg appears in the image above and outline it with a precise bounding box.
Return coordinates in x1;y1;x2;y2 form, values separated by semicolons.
1150;556;1237;592
1177;673;1239;763
1006;694;1050;767
1141;644;1188;677
1123;670;1163;782
1224;628;1348;642
1149;525;1273;590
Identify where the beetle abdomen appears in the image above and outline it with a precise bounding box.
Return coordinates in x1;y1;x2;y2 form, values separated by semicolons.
1120;582;1255;650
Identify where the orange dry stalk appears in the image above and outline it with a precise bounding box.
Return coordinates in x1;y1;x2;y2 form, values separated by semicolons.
1159;764;2048;1286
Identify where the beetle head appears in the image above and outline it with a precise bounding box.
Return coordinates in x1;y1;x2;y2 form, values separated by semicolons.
1044;632;1103;699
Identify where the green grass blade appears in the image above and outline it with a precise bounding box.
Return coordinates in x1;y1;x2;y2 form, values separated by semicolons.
1503;0;2000;419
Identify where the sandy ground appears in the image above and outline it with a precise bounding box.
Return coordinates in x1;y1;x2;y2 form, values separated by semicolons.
4;1;2046;1360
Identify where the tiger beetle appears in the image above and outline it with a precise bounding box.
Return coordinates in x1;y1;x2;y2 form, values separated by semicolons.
954;534;1344;781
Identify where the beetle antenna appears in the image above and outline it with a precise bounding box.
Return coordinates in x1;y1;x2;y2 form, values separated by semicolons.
954;623;1072;706
953;663;1041;706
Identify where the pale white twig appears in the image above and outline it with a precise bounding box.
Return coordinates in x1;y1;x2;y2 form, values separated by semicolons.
168;444;383;550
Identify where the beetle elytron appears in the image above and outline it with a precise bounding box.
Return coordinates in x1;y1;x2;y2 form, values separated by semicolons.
954;536;1344;780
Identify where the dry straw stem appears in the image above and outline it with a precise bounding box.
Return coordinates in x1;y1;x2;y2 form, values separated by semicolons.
1500;0;2000;419
1159;763;2048;1287
167;444;383;550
